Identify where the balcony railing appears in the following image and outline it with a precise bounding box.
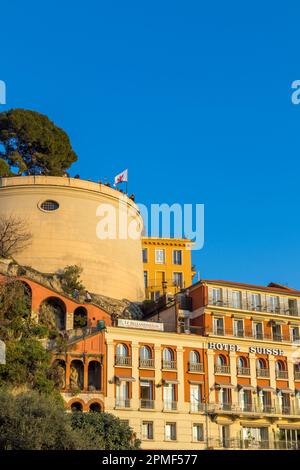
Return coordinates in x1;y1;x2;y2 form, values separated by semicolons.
188;362;204;372
237;366;251;376
162;360;177;370
214;365;231;374
190;402;205;413
139;358;155;368
207;438;300;450
208;299;299;318
115;399;131;409
209;402;300;416
256;368;270;377
140;399;155;409
276;370;289;379
208;327;291;343
115;356;132;366
163;400;177;411
294;371;300;380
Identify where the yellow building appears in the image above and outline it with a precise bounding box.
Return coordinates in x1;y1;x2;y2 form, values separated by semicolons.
142;237;195;300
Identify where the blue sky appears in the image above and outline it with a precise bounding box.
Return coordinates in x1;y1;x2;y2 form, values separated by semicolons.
1;1;300;288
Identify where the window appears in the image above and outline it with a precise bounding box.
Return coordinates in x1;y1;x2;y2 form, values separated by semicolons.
165;422;176;441
272;324;282;341
288;299;298;316
291;326;300;343
116;343;128;357
213;317;224;335
173;250;182;265
237;356;247;369
142;248;148;263
218;387;231;409
232;291;242;309
173;272;183;288
251;293;261;311
233;319;244;337
253;322;263;340
189;350;200;364
268;296;280;312
144;271;148;288
212;288;222;305
140;381;153;408
163;348;175;369
239;388;252;411
116;381;130;408
142;421;153;440
216;354;227;366
140;346;151;360
190;384;202;412
192;424;204;442
164;383;176;410
242;427;269;449
155;249;165;264
40;200;59;211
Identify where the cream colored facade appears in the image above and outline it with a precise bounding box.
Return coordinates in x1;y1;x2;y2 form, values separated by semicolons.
0;176;145;301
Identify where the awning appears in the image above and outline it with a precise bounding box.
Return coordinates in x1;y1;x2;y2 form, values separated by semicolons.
257;386;275;392
163;379;180;384
278;425;300;430
115;375;136;382
241;422;269;428
276;388;293;394
237;384;256;391
139;377;155;381
188;380;204;385
214;382;235;389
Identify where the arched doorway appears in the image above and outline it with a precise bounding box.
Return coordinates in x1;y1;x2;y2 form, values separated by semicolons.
89;402;102;412
74;306;88;328
39;297;66;330
70;401;83;412
88;361;101;391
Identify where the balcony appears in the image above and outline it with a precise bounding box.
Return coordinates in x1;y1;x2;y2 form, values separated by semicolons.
190;402;205;413
208;298;300;318
115;356;132;366
276;370;289;379
207;327;291;343
140;399;155;410
209;402;300;417
237;367;251;376
214;365;231;374
256;368;270;377
163;401;177;411
139;358;155;369
234;329;244;338
188;362;204;372
213;327;225;336
115;399;131;409
162;360;177;370
295;371;300;380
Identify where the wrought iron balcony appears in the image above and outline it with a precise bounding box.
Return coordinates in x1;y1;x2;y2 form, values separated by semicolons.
115;399;131;409
115;355;132;366
140;399;155;409
188;362;204;372
163;400;177;411
256;368;270;377
276;370;288;379
190;402;205;413
214;364;231;374
162;360;177;370
139;358;155;368
237;366;251;376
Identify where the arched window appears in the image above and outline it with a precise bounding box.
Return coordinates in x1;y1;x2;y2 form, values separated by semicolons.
163;348;174;362
71;402;83;412
216;354;227;366
74;306;88;328
89;402;102;412
237;357;247;368
189;350;200;364
116;343;128;357
256;359;265;369
276;360;285;371
140;346;151;360
39;297;66;330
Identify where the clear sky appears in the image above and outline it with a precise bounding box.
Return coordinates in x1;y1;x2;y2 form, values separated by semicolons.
1;1;300;288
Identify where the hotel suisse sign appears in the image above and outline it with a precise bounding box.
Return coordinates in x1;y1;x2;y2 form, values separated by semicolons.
118;318;164;332
208;341;284;356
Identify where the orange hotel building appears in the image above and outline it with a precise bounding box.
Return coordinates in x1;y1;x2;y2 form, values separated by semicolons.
2;274;300;450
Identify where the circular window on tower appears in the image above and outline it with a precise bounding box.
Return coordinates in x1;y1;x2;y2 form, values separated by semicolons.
39;200;60;212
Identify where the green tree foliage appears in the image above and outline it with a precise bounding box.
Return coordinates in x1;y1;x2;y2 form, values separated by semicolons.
71;411;141;450
0;109;77;176
0;389;141;450
59;265;85;297
0;158;11;177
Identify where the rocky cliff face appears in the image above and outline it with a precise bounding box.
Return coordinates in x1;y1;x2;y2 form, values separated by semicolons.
0;258;144;320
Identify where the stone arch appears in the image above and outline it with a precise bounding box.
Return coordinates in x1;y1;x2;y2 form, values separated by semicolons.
70;359;84;390
74;306;88;328
88;360;101;391
39;296;67;330
68;398;85;412
88;400;103;413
